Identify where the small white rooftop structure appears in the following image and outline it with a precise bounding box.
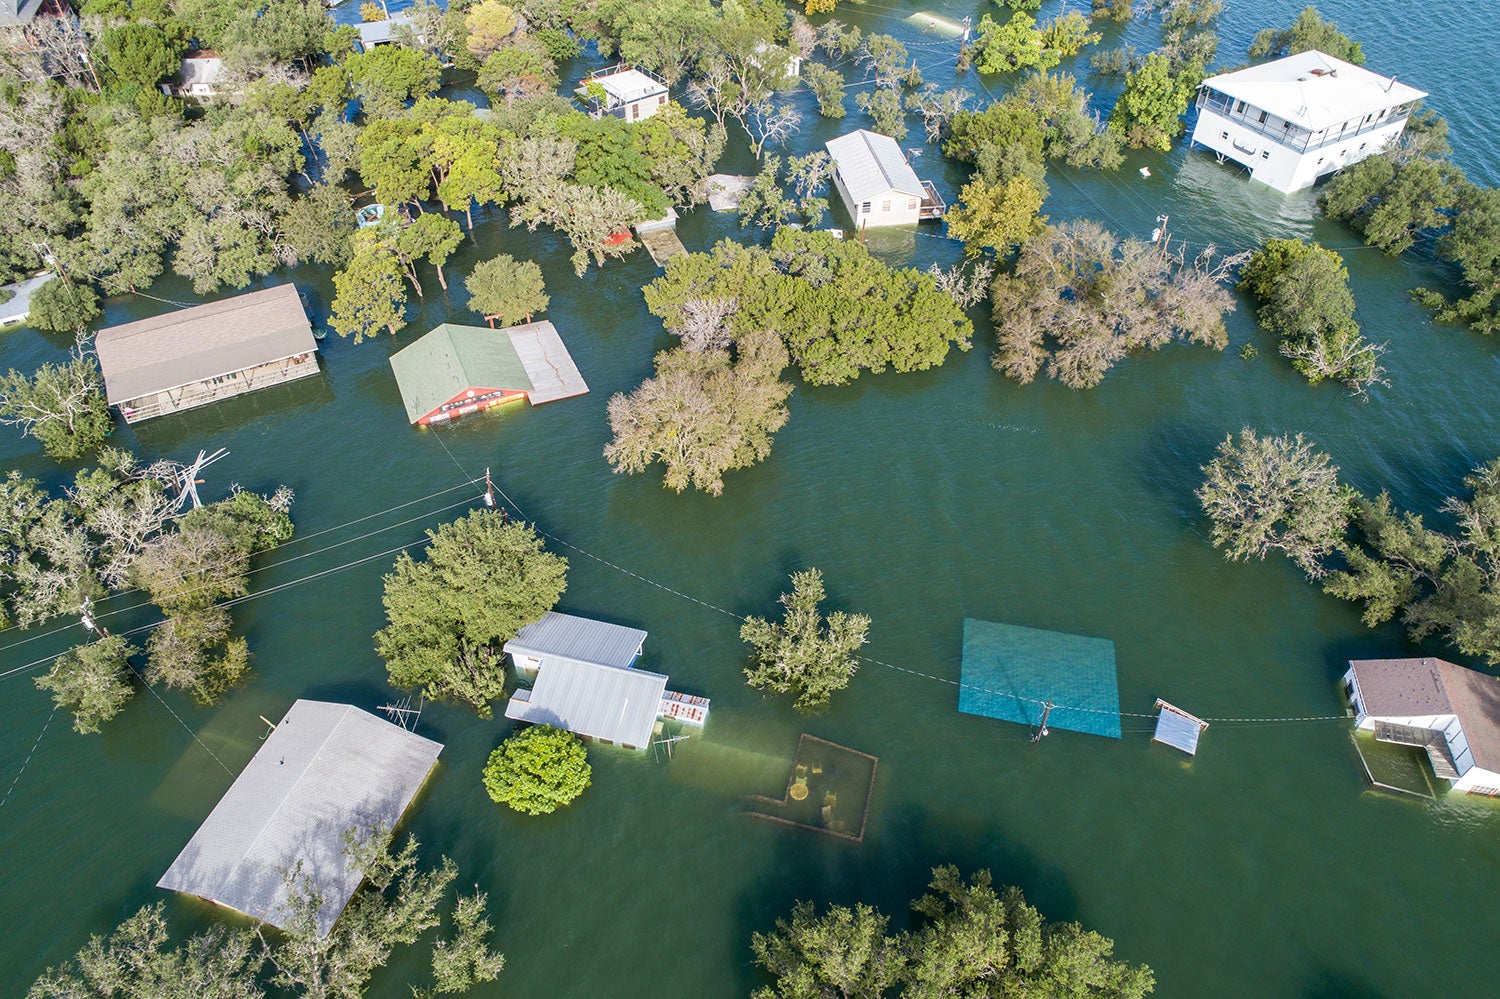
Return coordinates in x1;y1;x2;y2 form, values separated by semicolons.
157;700;443;936
1152;700;1209;756
162;52;226;98
825;130;943;228
1191;50;1427;193
577;64;669;121
355;13;413;50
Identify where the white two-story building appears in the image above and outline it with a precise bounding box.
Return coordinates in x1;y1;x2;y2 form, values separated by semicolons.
1344;657;1500;796
1190;50;1426;194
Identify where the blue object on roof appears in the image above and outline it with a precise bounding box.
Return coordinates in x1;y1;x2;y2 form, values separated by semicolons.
958;618;1122;739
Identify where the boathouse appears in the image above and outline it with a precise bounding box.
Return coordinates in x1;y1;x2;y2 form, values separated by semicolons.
388;321;588;426
1344;658;1500;796
157;700;443;936
353;13;414;52
576;64;668;121
96;284;319;424
1190;50;1426;193
825;129;944;229
504;612;708;748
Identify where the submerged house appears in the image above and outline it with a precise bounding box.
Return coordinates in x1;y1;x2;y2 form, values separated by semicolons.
825;129;944;229
504;612;709;749
388;321;588;425
158;700;444;936
576;64;668;121
1190;50;1426;193
96;284;319;423
1344;658;1500;796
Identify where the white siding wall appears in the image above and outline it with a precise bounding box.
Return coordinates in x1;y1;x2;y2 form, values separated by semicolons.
1190;107;1409;193
831;174;922;229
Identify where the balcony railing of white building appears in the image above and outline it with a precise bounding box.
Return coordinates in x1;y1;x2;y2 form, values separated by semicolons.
1196;89;1413;154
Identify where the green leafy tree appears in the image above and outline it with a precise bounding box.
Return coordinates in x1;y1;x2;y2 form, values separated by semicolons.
464;0;520;59
376;512;568;717
25;278;101;335
347;45;443;118
1110;52;1195;151
1196;429;1350;580
855;86;907;140
751;901;902;999
101;23;184;90
0;350;113;461
1239;238;1383;392
330;230;409;342
737;156;796;230
1318;155;1466;256
393;212;464;294
944;174;1046;256
482;725;592;815
421;890;507;996
477;40;559;104
803;62;846;119
741;568;870;713
1249;5;1363;64
463;253;548;327
605;332;793;496
1416;183;1500;336
34;635;138;734
947;72;1123;172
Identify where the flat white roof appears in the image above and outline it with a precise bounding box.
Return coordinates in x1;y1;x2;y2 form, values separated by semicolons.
581;68;667;104
825;129;925;204
1201;50;1426;131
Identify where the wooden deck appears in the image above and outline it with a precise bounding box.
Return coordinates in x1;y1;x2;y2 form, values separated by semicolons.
638;227;687;266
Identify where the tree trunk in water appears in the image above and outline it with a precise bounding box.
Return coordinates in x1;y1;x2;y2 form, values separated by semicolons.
465;204;474;230
405;267;424;298
435;263;447;290
485;314;498;328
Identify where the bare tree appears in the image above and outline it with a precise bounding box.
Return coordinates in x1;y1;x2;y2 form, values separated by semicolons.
927;260;995;309
747;100;801;158
671;297;738;352
907;86;972;143
1279;335;1388;397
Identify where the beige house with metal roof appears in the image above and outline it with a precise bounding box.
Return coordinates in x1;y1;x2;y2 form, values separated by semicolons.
96;284;319;423
1344;657;1500;795
825;129;944;229
158;700;443;936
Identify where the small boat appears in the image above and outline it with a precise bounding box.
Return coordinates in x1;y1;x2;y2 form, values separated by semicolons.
355;203;385;228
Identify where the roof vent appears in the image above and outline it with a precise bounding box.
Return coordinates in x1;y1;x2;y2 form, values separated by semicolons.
1308;68;1328;77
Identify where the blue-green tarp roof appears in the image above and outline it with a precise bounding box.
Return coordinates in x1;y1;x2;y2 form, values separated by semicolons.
958;618;1122;739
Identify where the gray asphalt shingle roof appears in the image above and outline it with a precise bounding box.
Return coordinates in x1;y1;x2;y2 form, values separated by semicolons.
95;284;316;404
157;700;443;937
825;129;924;204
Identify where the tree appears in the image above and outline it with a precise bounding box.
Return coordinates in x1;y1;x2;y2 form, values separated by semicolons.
751;902;902;999
990;221;1244;388
855;86;907;140
944;174;1046;256
26;903;264;999
34;635;137;734
0;349;113;461
423;890;506;996
347;45;442;118
1318;155;1466;256
101;22;183;90
1196;429;1350;580
741;568;870;713
1415;182;1500;336
752;866;1154;999
604;334;793;496
1249;5;1363;64
483;725;591;815
393;212;463;294
376;512;567;717
1239;238;1383;392
1110;52;1194;151
464;0;520;60
803;62;845;118
463;253;548;327
330;231;409;342
477;40;559;104
25;278;101;335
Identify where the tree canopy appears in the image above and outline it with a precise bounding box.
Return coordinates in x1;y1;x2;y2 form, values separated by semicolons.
463;253;548;326
0;349;113;461
1249;5;1363;64
482;724;592;816
34;635;138;733
752;866;1154;999
741;568;870;714
376;512;567;717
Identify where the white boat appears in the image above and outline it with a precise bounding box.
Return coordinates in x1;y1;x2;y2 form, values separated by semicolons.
355;203;385;228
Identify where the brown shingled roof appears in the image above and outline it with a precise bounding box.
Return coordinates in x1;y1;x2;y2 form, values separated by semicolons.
1350;657;1500;772
95;285;315;404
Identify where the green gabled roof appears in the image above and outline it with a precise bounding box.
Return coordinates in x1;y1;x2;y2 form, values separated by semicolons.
389;323;535;423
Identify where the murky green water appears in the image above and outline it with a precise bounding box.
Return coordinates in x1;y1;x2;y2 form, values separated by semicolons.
5;2;1500;996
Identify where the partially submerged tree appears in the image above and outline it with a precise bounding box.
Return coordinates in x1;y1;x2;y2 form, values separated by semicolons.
741;568;870;714
944;174;1046;257
1249;5;1363;64
482;724;592;816
34;635;138;734
24;278;101;335
1110;52;1196;151
376;512;567;717
0;348;113;461
1196;429;1350;580
463;253;548;327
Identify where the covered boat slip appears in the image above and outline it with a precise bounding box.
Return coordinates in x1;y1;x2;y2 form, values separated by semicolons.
958;619;1122;739
157;700;443;937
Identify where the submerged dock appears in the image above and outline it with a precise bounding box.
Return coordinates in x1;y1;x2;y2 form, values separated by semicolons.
638;227;687;266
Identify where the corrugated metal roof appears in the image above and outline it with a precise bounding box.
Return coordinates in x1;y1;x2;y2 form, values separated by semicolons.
825;130;924;204
505;611;646;670
357;14;411;47
95;285;316;404
505;658;667;748
389;323;534;423
157;700;442;937
505;320;589;404
1152;702;1207;756
580;68;667;104
1201;51;1426;131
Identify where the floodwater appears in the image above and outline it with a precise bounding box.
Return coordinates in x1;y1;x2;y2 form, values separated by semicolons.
4;2;1499;997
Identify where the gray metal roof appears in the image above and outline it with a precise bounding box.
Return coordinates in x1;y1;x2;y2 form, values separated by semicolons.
158;700;442;937
1152;703;1206;756
505;658;667;748
96;284;316;404
504;611;646;670
824;129;924;204
357;14;412;47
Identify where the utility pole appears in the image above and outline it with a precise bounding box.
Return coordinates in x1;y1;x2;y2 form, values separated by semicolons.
483;467;495;508
957;16;971;71
1030;701;1054;743
1153;214;1170;261
78;48;101;93
80;597;110;639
